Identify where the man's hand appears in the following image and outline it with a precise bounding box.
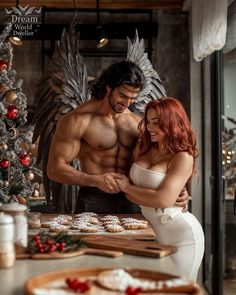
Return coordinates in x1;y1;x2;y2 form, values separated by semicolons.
175;187;189;212
95;173;123;193
115;175;130;192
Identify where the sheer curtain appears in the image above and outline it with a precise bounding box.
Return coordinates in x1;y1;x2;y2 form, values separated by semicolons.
192;0;228;62
223;0;236;54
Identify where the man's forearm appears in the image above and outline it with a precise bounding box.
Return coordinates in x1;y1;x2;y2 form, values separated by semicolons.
47;163;98;186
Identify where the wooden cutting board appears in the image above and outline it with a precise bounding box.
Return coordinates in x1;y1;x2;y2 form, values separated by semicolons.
28;214;156;240
16;247;123;259
82;236;177;258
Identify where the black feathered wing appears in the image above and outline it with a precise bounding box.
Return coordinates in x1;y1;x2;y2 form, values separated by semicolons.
126;31;166;116
32;21;90;213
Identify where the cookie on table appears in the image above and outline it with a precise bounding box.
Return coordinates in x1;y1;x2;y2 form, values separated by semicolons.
74;216;100;225
57;215;73;221
49;224;69;233
79;225;99;233
123;222;148;230
41;220;60;228
70;221;91;230
100;215;119;222
102;219;121;226
120;218;148;225
56;219;72;226
75;212;98;218
104;224;124;233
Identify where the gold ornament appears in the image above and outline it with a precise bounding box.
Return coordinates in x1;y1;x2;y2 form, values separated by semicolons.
25;170;35;180
5;90;17;104
0;84;9;94
16;195;27;205
3;180;9;187
2;143;8;151
9;127;19;139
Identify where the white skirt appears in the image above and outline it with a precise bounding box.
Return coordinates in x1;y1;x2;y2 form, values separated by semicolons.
141;206;205;281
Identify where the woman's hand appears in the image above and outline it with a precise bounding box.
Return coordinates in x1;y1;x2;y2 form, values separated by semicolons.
115;175;130;192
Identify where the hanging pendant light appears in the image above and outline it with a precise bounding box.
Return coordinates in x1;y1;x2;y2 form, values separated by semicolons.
8;36;22;46
8;0;22;46
96;0;108;48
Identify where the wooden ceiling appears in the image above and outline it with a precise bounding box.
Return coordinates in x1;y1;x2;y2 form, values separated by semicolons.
0;0;184;10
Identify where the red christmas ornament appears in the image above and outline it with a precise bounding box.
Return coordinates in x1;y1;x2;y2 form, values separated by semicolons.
0;159;10;168
6;105;19;119
19;154;30;167
0;60;8;71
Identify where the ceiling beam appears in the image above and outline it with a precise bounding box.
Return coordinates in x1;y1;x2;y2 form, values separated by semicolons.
0;0;184;10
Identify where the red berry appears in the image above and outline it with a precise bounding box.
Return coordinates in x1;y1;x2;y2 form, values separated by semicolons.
58;242;66;252
71;279;80;291
125;286;142;295
65;278;72;286
45;239;53;245
37;243;43;249
78;282;90;292
33;235;41;242
49;245;57;253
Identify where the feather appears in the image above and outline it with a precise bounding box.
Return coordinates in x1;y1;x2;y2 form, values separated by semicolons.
32;17;90;213
126;30;166;116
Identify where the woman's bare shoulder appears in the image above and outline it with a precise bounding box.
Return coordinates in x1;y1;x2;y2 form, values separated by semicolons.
170;152;194;170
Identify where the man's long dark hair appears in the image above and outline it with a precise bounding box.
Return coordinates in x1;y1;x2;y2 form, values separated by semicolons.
90;61;146;100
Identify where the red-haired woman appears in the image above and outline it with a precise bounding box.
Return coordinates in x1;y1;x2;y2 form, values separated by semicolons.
115;97;204;281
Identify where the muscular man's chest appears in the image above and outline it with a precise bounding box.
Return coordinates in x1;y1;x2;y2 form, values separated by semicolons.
83;116;138;150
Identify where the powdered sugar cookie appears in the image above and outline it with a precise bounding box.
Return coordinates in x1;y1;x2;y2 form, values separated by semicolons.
79;226;99;233
57;215;73;221
49;225;69;233
105;224;124;233
75;212;98;218
121;218;148;225
123;222;148;230
102;220;121;225
41;220;60;228
100;215;119;222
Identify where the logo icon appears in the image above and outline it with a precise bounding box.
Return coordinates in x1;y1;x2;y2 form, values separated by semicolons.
5;5;42;39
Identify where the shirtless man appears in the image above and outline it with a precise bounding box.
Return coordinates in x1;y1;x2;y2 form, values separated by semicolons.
47;61;188;213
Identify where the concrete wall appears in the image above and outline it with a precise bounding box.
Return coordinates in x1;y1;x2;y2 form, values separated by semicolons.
9;10;190;112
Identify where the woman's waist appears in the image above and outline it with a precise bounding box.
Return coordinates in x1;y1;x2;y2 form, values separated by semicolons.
141;206;184;217
141;206;184;224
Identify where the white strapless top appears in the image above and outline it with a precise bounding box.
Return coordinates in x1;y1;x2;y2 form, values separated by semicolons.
129;162;166;189
129;162;182;218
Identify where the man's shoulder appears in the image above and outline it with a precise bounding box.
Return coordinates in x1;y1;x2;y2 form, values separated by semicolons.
122;110;142;125
121;110;142;123
75;99;99;114
59;100;97;126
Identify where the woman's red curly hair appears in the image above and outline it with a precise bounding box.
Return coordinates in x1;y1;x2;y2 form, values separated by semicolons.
138;97;199;174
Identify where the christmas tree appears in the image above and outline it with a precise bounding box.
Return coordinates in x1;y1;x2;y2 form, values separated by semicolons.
0;24;42;205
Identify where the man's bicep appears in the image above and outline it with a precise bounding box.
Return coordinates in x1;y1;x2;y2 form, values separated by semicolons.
49;116;82;164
